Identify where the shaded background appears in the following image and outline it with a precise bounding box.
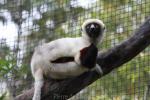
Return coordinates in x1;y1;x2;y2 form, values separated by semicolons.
0;0;150;100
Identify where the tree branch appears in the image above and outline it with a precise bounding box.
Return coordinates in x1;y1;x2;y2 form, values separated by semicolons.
15;16;150;100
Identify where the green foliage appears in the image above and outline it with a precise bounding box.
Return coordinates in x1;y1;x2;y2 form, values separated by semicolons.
0;58;14;77
0;43;17;79
0;92;7;100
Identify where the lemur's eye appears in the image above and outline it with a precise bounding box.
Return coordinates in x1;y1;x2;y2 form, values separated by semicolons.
86;26;90;29
95;25;99;28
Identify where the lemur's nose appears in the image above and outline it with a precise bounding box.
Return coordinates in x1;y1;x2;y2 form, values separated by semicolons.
90;24;95;29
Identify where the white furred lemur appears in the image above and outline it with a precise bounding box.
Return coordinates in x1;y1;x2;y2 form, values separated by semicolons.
31;19;105;100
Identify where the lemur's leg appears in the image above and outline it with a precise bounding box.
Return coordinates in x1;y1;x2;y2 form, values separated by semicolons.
32;69;44;100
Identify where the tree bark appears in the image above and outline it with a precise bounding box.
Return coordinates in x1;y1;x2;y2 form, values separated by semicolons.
15;16;150;100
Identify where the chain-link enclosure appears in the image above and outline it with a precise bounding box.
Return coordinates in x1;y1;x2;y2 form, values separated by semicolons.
0;0;150;100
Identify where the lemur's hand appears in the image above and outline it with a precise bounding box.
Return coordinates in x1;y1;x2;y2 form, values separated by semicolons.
79;43;98;69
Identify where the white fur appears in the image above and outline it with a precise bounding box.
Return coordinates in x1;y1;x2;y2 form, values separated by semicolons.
31;37;90;79
31;19;105;100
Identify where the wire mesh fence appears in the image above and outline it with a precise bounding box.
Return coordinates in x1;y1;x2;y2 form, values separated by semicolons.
0;0;150;100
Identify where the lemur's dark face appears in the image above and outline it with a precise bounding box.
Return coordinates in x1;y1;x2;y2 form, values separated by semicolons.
85;23;103;38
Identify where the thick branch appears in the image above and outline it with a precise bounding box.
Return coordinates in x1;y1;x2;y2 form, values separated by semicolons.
15;17;150;100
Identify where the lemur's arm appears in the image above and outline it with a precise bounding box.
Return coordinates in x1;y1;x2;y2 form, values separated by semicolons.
75;44;103;75
79;44;98;69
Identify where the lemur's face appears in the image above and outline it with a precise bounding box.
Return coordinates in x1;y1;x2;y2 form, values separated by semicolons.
82;19;105;42
85;22;103;38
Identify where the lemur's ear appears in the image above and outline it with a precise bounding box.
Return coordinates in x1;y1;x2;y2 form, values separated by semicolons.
103;26;106;30
81;28;83;32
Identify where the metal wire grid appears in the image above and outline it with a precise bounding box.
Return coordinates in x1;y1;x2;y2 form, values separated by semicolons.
0;0;150;99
